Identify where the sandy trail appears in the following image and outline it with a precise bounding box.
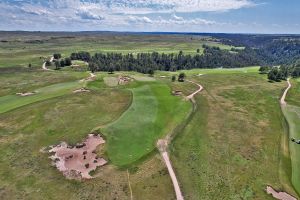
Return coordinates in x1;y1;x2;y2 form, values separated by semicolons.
280;78;291;106
266;186;297;200
157;139;184;200
157;80;204;200
42;56;54;71
186;80;203;100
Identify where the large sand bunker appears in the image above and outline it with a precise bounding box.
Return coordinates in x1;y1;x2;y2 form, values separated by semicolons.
266;186;297;200
49;133;107;180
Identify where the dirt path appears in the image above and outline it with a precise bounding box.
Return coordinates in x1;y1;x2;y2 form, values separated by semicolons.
42;56;54;70
157;139;184;200
280;78;291;106
157;80;204;200
127;169;133;200
186;80;203;100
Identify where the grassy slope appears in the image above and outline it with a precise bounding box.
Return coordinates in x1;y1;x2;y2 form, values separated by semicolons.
170;70;298;199
103;82;192;166
0;90;132;199
283;78;300;195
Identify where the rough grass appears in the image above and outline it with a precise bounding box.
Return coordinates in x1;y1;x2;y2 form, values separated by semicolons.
0;90;133;199
170;72;299;199
103;82;192;166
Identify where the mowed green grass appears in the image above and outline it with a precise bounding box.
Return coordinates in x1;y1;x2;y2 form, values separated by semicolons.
0;33;237;68
282;105;300;194
170;71;299;199
0;81;83;114
103;82;192;166
283;78;300;195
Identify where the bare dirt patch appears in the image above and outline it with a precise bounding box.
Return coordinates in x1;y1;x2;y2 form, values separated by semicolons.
118;75;132;85
266;186;297;200
16;92;36;96
49;133;107;180
73;88;90;93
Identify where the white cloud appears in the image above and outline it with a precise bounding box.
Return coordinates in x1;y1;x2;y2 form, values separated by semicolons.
0;0;256;31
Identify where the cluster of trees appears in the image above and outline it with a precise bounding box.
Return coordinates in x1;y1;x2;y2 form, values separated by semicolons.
52;54;71;70
260;64;300;82
53;53;62;60
70;46;259;74
70;52;91;61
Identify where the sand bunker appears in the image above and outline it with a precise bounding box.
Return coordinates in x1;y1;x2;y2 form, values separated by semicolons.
73;88;90;93
266;186;297;200
118;75;132;85
16;92;36;96
49;133;107;180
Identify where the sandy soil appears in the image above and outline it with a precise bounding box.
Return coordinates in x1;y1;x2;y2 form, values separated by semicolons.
80;72;96;83
49;133;107;179
266;186;297;200
280;78;291;106
157;139;184;200
73;88;90;93
42;56;54;71
186;80;203;100
16;92;36;97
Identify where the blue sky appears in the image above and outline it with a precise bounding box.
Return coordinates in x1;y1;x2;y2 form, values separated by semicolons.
0;0;299;33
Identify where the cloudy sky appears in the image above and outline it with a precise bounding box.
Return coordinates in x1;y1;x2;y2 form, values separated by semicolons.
0;0;299;33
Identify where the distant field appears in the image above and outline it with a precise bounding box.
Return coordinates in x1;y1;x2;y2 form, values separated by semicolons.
0;32;239;68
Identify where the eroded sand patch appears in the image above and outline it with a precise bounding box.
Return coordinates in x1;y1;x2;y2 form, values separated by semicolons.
49;133;107;180
16;92;36;96
73;88;90;93
266;186;297;200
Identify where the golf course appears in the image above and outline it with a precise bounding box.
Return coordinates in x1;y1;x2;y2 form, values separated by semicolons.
0;32;300;200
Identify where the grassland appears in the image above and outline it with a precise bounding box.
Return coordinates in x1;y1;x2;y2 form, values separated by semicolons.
0;32;238;68
166;70;299;199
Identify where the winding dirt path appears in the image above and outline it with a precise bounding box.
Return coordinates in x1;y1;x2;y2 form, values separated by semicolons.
186;80;204;100
280;78;291;106
157;80;204;200
42;56;54;70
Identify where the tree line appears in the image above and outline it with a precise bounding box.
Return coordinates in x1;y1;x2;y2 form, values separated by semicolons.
69;45;259;74
260;64;300;82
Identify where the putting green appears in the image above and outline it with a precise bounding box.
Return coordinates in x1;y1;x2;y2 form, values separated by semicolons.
103;82;192;166
0;81;82;113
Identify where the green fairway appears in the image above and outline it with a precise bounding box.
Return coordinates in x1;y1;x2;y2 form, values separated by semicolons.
103;82;192;166
282;105;300;194
283;78;300;195
0;81;82;113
